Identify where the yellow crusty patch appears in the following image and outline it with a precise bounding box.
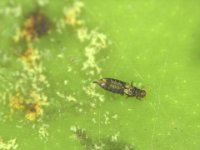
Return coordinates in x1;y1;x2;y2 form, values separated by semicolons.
25;102;44;121
20;46;39;69
8;7;50;123
9;93;48;121
21;17;36;41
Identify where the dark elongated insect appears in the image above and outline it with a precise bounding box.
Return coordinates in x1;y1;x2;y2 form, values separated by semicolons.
93;78;146;99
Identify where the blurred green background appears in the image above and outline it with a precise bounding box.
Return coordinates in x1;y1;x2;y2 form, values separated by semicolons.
0;0;200;150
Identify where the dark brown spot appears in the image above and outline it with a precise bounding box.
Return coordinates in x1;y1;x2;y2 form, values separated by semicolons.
22;11;52;41
26;103;37;112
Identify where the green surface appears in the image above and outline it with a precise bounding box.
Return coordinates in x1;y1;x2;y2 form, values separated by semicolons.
0;0;200;150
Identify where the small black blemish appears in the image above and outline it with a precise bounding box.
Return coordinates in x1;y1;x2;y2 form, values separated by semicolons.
25;103;37;112
93;78;146;99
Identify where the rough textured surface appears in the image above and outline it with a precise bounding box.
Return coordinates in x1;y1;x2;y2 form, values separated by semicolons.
0;0;200;150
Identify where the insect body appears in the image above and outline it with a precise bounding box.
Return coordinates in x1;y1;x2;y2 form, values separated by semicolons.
94;78;126;95
93;78;146;99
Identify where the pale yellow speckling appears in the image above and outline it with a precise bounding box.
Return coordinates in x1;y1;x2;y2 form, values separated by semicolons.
57;54;64;58
64;80;68;85
92;118;97;124
13;28;21;43
70;126;78;132
82;83;104;103
56;91;65;99
0;93;7;105
62;1;109;76
81;30;108;74
38;124;49;141
9;96;24;110
90;102;96;108
63;1;84;26
111;132;120;142
77;27;90;42
8;43;49;122
1;5;22;17
67;66;72;72
0;137;18;150
112;114;118;120
37;0;49;6
82;46;102;74
61;1;109;107
66;95;77;102
89;31;108;49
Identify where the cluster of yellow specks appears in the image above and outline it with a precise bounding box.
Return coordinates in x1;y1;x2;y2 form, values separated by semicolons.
14;19;50;121
61;1;109;110
60;3;115;133
111;132;120;142
38;124;49;141
24;101;47;121
0;5;22;17
77;27;90;42
37;0;49;7
83;83;104;104
10;18;50;121
0;93;7;106
20;46;39;70
83;30;109;75
0;137;18;150
9;94;24;110
9;92;49;121
91;111;118;126
14;11;51;42
78;26;109;76
21;16;36;41
66;95;77;102
62;1;84;27
62;1;109;75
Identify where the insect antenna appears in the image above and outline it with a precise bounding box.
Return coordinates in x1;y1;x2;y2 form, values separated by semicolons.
93;80;98;84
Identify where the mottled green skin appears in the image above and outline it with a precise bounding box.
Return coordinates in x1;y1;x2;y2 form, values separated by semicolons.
1;0;200;150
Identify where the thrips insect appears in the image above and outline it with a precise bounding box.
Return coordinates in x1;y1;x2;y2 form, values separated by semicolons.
93;78;146;99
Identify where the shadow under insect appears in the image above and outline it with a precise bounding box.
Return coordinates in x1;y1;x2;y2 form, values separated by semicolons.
93;78;146;99
72;127;134;150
